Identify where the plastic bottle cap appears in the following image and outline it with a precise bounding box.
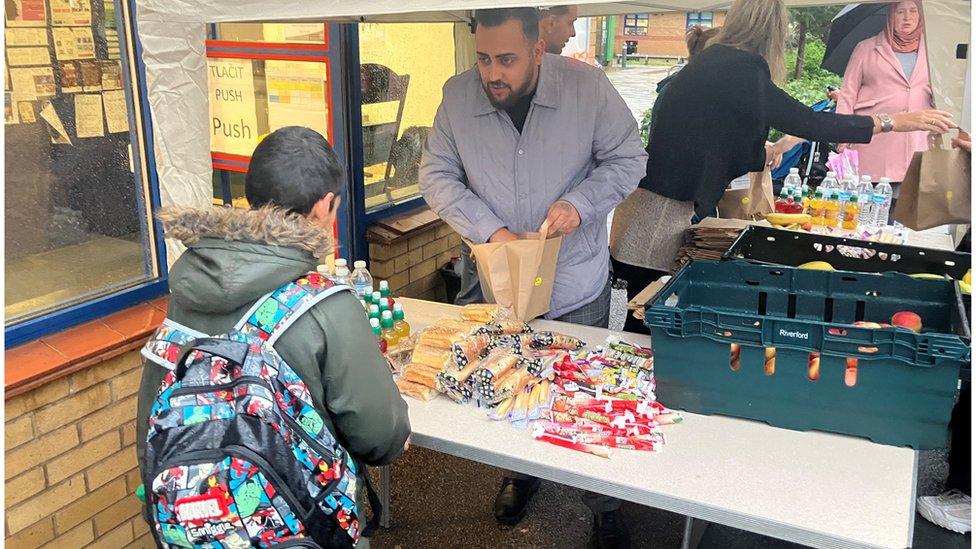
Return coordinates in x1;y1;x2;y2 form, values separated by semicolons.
372;291;382;300
354;260;367;270
789;168;799;174
379;280;389;290
879;177;891;184
393;303;403;312
369;317;380;328
381;310;392;319
826;171;836;177
316;265;330;274
335;258;347;268
370;304;379;313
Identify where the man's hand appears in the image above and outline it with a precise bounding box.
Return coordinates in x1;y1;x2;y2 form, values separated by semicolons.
544;200;581;237
488;228;519;243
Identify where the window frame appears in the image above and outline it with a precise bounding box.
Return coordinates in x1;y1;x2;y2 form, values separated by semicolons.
4;0;169;347
622;14;649;36
344;23;428;262
686;11;715;29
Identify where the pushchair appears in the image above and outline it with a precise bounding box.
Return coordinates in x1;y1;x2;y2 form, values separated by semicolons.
771;98;836;195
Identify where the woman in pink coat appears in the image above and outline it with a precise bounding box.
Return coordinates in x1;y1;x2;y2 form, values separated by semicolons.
836;0;931;182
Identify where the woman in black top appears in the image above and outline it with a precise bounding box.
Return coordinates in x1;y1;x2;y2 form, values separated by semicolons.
609;0;954;334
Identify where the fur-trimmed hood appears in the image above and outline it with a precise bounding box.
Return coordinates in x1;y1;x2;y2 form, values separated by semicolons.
158;205;333;258
160;206;332;315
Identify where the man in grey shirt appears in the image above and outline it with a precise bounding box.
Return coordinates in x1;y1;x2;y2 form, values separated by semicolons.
419;8;646;548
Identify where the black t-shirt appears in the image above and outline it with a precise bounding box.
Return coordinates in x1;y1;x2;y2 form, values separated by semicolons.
506;88;536;133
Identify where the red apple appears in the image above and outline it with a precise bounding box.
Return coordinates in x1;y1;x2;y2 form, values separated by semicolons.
891;311;923;333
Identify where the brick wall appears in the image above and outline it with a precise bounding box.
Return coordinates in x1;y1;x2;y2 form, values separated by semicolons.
368;221;461;302
619;12;727;58
5;351;152;548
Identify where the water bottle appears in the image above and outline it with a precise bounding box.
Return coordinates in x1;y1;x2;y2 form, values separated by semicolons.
856;176;874;228
872;177;893;229
838;175;855;203
820;171;839;197
333;265;351;287
784;168;802;195
351;260;374;299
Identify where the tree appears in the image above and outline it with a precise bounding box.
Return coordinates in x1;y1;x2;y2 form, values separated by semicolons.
789;6;842;80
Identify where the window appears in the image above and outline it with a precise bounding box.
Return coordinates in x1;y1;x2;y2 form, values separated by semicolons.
687;12;714;28
357;23;457;213
623;14;649;36
5;0;161;328
206;23;333;209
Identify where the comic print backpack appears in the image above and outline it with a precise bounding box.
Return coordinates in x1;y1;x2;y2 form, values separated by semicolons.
141;272;375;549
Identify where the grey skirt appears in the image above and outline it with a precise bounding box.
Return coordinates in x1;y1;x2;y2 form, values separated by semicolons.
610;188;693;272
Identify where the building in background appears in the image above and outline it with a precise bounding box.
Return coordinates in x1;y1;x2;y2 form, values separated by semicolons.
615;11;727;59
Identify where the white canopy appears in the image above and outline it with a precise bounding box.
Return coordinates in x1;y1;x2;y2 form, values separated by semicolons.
133;0;969;264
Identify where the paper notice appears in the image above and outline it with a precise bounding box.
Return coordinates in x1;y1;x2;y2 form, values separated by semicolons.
102;89;128;133
100;60;122;89
75;93;104;138
10;67;56;100
39;100;71;144
6;46;52;67
79;60;102;91
50;0;91;26
53;27;95;60
18;101;36;123
59;61;82;93
6;27;49;46
6;0;47;27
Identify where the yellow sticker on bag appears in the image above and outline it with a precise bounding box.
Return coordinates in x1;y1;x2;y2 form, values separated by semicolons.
535;277;543;286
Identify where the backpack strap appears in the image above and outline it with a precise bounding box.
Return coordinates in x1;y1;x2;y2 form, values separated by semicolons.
234;272;354;346
140;318;208;371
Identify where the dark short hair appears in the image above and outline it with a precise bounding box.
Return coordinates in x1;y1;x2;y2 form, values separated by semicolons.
245;126;343;216
474;8;540;42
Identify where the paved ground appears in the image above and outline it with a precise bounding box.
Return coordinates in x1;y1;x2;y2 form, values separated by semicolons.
368;66;969;548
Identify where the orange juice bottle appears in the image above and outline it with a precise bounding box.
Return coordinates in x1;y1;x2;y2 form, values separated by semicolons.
823;191;841;229
842;194;860;231
380;310;400;347
808;189;824;226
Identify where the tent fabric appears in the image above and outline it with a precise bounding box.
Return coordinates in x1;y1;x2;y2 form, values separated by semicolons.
132;0;968;267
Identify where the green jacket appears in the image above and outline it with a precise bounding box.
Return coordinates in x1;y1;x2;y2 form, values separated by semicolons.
136;206;411;489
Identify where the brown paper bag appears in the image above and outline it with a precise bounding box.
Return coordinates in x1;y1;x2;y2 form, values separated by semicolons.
466;226;562;321
894;133;972;230
716;169;775;220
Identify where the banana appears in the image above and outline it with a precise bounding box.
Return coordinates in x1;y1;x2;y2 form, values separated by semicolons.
766;213;812;227
960;281;972;295
910;273;948;280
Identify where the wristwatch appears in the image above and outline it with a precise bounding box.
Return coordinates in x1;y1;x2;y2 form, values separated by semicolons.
879;114;894;133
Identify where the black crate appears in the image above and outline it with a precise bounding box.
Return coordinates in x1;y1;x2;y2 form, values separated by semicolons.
724;225;970;279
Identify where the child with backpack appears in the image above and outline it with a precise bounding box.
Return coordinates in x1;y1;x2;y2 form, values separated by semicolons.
136;126;411;548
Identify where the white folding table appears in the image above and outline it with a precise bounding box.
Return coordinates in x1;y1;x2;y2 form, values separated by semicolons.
381;298;917;549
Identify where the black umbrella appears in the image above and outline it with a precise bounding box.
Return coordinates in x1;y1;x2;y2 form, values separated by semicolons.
821;3;890;76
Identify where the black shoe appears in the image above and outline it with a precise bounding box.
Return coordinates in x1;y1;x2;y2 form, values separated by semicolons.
589;510;631;549
493;477;540;526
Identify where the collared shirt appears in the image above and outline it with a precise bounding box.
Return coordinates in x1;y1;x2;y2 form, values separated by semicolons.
419;54;647;319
